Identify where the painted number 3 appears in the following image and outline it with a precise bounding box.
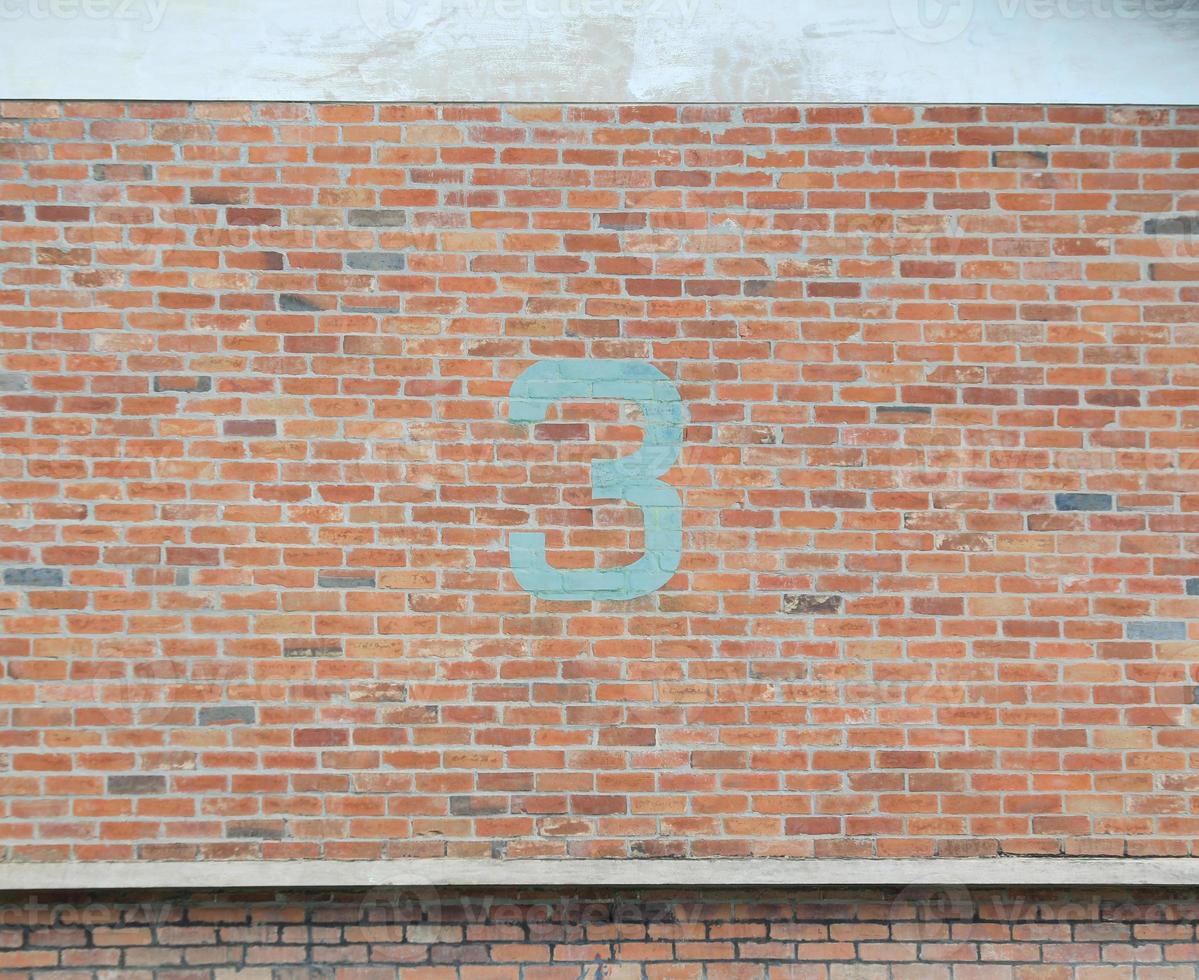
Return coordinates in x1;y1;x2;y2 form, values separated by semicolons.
507;360;686;602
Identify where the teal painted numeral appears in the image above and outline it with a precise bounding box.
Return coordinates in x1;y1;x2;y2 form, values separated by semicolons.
508;359;686;602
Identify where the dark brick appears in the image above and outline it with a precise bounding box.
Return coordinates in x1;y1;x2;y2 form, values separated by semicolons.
226;208;280;226
1128;621;1188;641
92;163;151;181
107;775;166;795
283;640;344;659
190;186;249;205
35;205;89;222
348;209;408;227
743;280;773;296
876;405;933;421
431;945;488;965
318;572;376;589
227;823;285;840
0;205;23;221
449;796;509;816
346;252;406;272
0;373;28;392
1187;578;1199;596
278;294;323;312
199;706;256;725
1054;493;1113;512
4;567;64;587
992;150;1049;167
1144;215;1199;235
153;376;212;393
783;594;843;615
224;419;277;437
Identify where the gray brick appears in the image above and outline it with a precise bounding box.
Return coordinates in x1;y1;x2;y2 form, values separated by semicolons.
346;252;406;272
278;293;323;312
107;775;166;795
227;823;285;840
318;572;376;589
153;376;212;393
783;594;843;615
1054;493;1113;512
4;568;64;587
348;209;408;227
449;796;508;816
1187;578;1199;597
92;163;151;181
1127;621;1188;641
284;640;344;659
1144;215;1199;236
876;405;932;419
0;373;28;392
198;705;256;725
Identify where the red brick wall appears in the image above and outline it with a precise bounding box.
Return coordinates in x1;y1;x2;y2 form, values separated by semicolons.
1;101;1198;863
3;886;1199;977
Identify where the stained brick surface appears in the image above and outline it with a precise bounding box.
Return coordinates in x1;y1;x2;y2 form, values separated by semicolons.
1;102;1198;862
0;887;1197;976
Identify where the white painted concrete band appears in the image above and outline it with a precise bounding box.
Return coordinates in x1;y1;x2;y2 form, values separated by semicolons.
3;859;1199;891
2;0;1197;104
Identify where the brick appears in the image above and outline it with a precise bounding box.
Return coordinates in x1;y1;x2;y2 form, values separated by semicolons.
1054;493;1113;512
1144;216;1199;235
346;252;406;271
153;376;213;393
783;594;843;615
0;99;1196;872
1127;622;1188;641
4;568;64;587
318;572;377;589
107;775;166;795
199;706;257;725
348;209;409;226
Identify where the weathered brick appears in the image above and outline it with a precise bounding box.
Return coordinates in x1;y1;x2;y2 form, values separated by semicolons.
346;252;406;271
783;594;843;615
199;706;257;725
348;209;408;227
1144;215;1199;235
0;100;1195;871
153;376;213;393
107;775;166;795
4;567;64;587
1127;621;1188;641
1054;493;1113;512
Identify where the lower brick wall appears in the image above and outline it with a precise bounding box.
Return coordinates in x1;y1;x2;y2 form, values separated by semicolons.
2;887;1199;977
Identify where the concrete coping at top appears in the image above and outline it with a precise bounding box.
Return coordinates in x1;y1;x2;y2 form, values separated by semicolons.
3;858;1199;891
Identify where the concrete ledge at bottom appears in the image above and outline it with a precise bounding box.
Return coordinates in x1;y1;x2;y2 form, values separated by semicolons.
3;858;1199;891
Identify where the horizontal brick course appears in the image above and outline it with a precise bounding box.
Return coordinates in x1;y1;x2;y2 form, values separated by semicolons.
0;101;1197;864
0;887;1194;975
